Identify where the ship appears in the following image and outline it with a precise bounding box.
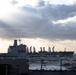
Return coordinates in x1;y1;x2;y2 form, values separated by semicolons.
0;40;76;75
6;40;74;57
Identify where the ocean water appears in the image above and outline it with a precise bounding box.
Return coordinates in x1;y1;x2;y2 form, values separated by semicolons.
28;56;76;71
29;63;67;70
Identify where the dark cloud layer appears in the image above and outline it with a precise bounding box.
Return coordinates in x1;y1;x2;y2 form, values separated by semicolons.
0;1;76;40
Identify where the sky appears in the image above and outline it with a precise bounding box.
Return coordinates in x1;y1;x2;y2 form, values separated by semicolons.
0;0;76;53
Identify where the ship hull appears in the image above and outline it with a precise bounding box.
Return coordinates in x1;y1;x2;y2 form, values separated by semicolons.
29;51;74;57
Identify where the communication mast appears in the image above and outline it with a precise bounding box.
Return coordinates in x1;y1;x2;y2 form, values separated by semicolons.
41;59;47;70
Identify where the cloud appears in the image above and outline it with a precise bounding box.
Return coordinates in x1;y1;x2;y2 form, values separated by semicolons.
52;21;76;40
0;1;76;41
38;4;76;20
10;0;18;5
19;3;76;20
36;0;45;7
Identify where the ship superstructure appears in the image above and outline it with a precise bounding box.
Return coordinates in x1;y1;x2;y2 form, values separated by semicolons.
5;40;29;57
8;40;28;53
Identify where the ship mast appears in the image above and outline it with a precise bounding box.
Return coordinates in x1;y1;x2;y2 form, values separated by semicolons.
19;39;21;45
